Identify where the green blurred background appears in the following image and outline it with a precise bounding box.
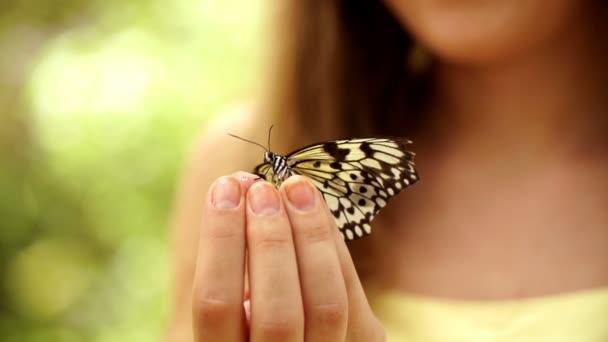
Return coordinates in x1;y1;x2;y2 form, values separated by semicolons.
1;0;262;340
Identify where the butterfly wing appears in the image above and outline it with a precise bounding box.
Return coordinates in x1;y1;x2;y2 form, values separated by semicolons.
253;163;274;182
286;138;418;240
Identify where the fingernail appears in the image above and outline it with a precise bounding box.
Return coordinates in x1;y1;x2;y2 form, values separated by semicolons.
285;179;315;211
211;177;240;209
248;183;280;215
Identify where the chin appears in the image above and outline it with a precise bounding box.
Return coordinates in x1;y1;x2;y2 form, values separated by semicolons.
384;0;581;65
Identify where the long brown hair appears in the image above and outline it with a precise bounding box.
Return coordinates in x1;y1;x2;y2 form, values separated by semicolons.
259;1;430;281
263;1;432;143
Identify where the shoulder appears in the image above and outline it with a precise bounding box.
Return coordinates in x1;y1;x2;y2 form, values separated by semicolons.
184;102;267;180
171;102;269;252
174;102;268;223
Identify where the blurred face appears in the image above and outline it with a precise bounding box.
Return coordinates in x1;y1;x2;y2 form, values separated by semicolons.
384;0;584;64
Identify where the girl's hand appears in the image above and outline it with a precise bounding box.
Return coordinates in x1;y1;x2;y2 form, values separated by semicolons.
192;172;385;342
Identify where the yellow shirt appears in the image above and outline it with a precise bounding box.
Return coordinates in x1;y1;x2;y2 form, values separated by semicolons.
371;287;608;342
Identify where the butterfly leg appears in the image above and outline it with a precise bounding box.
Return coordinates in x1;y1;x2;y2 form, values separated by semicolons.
273;176;284;189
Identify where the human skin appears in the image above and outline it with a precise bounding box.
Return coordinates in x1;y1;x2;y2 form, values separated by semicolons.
172;0;608;341
384;0;584;63
380;0;608;299
192;173;384;341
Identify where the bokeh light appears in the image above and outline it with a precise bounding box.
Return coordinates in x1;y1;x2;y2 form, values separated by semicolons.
1;0;263;340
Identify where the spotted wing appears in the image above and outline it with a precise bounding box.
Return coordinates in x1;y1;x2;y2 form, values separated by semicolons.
286;138;418;241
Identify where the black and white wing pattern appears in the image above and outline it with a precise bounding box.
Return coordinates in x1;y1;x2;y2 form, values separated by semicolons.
254;138;418;241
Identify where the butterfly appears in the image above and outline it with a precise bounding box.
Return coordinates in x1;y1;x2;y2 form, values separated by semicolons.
229;127;418;241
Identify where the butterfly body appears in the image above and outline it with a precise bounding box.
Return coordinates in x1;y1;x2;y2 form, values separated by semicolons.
263;151;292;186
253;137;418;241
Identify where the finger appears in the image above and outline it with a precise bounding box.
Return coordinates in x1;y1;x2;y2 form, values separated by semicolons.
281;176;348;342
319;195;385;341
246;181;304;342
333;230;384;341
231;171;256;319
192;176;247;342
231;171;259;192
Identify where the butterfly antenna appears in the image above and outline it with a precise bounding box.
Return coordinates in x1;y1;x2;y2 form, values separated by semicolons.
267;124;274;151
227;133;268;152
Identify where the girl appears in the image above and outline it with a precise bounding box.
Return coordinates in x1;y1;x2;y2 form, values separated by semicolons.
169;1;608;341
